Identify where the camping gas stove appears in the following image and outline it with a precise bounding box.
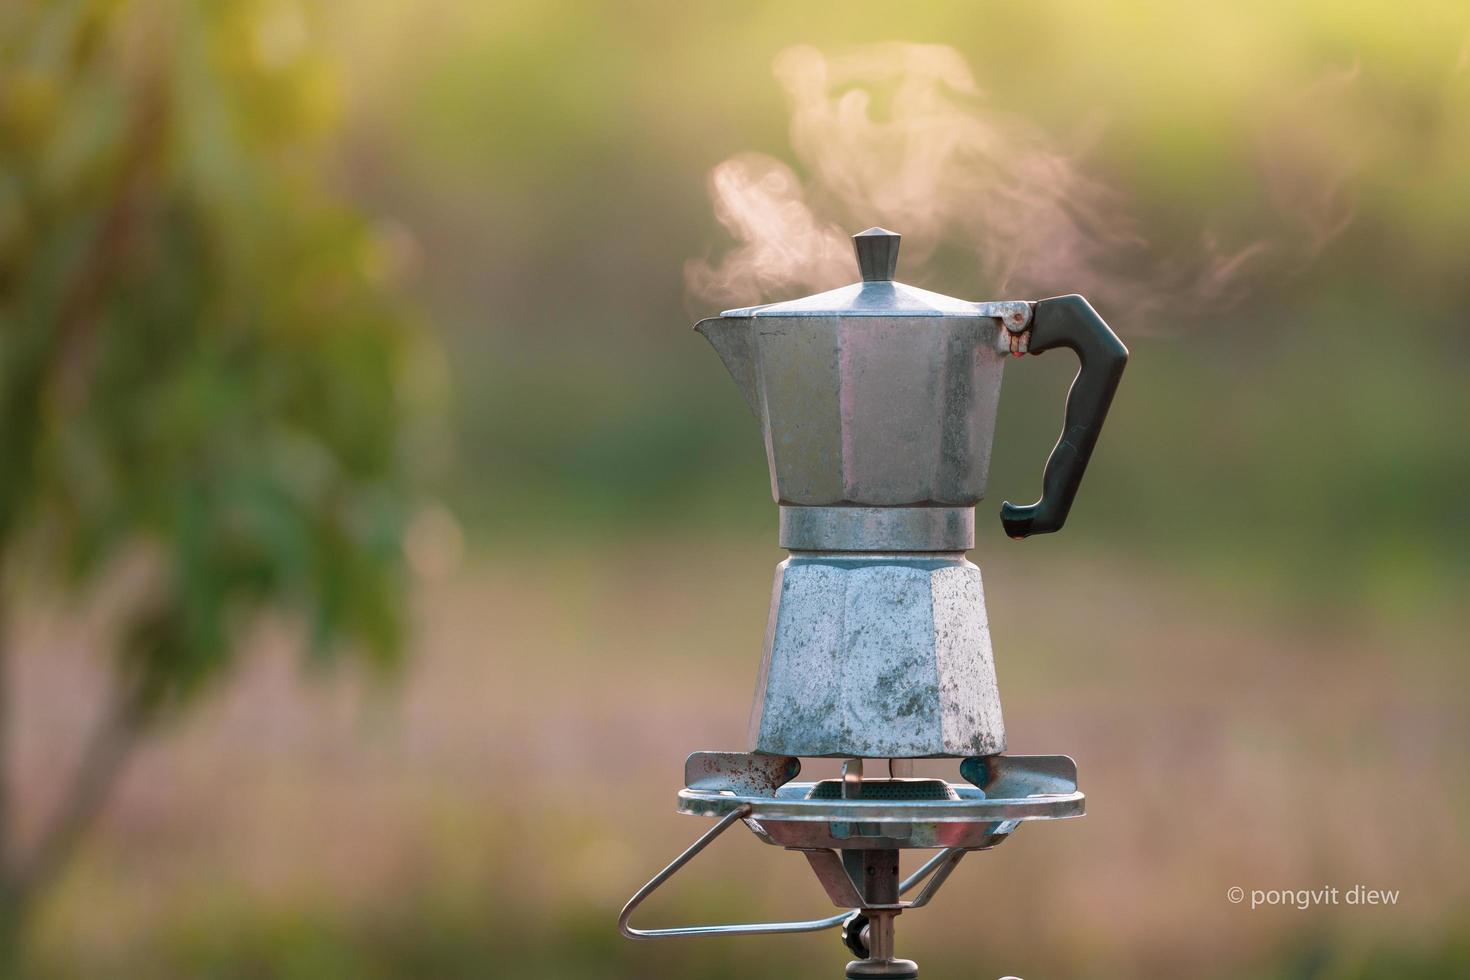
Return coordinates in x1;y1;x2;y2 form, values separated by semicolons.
622;753;1082;976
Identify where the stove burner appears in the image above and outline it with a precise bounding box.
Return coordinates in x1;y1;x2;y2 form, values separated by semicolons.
805;778;958;801
621;752;1082;977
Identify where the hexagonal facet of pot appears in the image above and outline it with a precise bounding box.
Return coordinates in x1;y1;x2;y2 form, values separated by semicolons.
747;554;1006;758
752;314;1005;506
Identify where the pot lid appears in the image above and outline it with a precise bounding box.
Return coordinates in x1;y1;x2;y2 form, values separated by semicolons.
720;228;981;318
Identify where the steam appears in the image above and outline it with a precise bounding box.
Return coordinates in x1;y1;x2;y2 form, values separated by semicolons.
687;42;1358;320
685;152;854;303
687;42;1137;307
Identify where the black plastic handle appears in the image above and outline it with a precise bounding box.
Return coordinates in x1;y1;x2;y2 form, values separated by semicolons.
1000;294;1128;539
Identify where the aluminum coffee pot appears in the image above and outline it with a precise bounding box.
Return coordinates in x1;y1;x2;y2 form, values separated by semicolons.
697;228;1127;759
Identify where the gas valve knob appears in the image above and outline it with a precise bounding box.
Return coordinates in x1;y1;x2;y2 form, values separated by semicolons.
840;910;870;959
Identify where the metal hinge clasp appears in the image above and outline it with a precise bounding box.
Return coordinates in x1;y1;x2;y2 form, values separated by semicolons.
978;300;1032;356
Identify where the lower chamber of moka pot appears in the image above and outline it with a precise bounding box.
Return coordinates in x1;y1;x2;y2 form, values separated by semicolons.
620;752;1083;979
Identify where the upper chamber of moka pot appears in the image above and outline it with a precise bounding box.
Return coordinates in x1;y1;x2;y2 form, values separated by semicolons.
695;228;1128;759
696;228;1028;555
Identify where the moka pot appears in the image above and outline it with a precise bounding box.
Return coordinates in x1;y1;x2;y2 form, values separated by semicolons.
696;228;1128;758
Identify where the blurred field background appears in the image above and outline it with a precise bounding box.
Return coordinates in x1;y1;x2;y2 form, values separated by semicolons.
4;1;1470;978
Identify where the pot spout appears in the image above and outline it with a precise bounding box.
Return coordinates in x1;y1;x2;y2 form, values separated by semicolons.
694;316;759;418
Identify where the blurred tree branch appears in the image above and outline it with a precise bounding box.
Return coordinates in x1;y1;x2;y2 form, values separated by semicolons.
47;56;165;418
0;661;147;926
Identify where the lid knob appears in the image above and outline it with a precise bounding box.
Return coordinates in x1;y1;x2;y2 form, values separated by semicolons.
853;227;900;282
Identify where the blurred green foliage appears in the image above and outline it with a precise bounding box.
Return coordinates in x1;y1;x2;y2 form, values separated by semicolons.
0;2;433;963
0;0;427;708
